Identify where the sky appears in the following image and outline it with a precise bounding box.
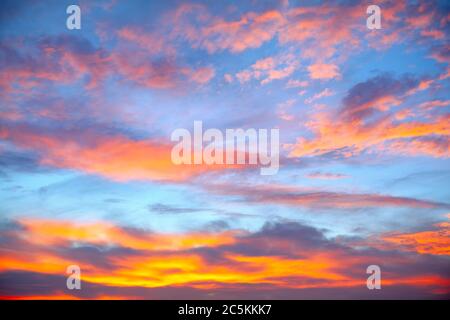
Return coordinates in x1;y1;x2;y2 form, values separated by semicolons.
0;0;449;299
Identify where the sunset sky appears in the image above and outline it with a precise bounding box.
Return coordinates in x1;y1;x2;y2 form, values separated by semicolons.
0;0;449;299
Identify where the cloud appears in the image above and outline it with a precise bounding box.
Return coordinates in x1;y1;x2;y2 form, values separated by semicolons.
223;73;233;83
1;0;450;301
169;2;384;61
406;7;434;29
430;44;450;64
1;218;449;299
280;4;366;60
421;29;445;40
202;182;449;210
0;125;241;182
112;51;182;89
112;47;215;89
307;63;340;80
148;203;206;215
0;36;110;92
117;27;172;55
305;88;334;104
174;8;285;53
0;32;215;94
380;215;450;256
289;111;449;158
235;54;298;85
385;136;450;158
307;172;349;180
286;79;308;88
419;100;450;110
288;73;450;158
343;74;421;119
276;99;296;121
184;66;215;84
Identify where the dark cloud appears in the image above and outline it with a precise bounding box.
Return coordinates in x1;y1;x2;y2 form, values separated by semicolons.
54;245;142;271
251;221;333;248
204;182;450;210
202;220;230;232
0;219;24;233
148;203;207;215
0;150;47;173
342;73;421;121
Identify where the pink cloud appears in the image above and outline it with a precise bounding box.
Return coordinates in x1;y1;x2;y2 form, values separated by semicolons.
421;29;445;40
276;99;296;121
175;8;285;54
286;79;308;88
305;88;334;104
185;66;215;84
306;172;349;180
307;63;340;80
224;73;233;83
117;27;172;55
419;100;450;110
235;54;298;85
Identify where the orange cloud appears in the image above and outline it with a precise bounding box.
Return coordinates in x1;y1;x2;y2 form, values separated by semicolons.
1;293;81;300
0;218;349;290
381;217;450;256
1;218;449;299
18;219;240;252
386;137;450;158
288;108;450;158
0;127;240;182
